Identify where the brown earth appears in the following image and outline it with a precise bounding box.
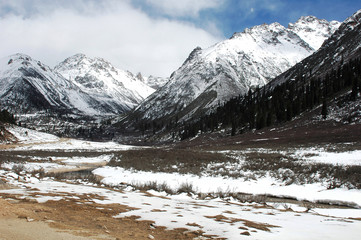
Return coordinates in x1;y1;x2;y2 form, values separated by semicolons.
0;193;206;240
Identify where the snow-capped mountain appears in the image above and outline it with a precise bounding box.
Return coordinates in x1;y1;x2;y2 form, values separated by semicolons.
0;53;107;115
55;54;155;112
0;53;155;116
288;16;340;50
127;16;340;123
272;9;361;87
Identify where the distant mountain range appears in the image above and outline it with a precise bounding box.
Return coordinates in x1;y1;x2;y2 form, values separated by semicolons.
0;53;163;116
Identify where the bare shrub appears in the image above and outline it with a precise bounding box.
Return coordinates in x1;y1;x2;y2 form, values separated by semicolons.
177;182;195;195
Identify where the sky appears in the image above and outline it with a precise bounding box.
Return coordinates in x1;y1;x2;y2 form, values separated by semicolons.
0;0;360;78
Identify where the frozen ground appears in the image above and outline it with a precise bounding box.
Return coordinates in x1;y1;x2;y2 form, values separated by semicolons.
1;126;361;239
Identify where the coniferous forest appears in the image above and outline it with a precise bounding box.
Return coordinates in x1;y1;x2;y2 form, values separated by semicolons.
179;58;361;140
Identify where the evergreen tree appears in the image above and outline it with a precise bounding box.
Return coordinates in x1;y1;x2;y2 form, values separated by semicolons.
321;99;328;119
231;121;236;136
351;76;358;101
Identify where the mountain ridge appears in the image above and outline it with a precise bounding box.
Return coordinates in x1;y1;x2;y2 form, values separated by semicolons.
123;16;340;127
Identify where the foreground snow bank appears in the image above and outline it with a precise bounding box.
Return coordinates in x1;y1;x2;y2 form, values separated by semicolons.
93;166;361;208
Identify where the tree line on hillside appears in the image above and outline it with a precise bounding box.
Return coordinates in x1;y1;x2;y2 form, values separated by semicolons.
178;57;361;140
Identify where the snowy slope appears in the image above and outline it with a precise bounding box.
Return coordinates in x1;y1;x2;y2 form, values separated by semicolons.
129;16;340;122
55;54;155;112
0;53;106;115
272;9;361;87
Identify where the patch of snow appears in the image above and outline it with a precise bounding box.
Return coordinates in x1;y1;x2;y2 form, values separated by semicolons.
7;125;59;144
293;149;361;166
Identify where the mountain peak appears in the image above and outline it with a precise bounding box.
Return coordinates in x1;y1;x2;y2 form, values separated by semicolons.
288;15;340;50
297;15;319;23
8;53;32;60
5;53;36;66
233;22;285;38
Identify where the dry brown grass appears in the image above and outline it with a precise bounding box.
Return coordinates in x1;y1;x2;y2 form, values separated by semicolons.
108;148;233;175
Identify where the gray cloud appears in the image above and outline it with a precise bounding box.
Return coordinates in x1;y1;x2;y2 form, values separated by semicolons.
0;0;222;77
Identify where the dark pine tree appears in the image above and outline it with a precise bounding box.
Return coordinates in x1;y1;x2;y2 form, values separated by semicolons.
321;99;328;120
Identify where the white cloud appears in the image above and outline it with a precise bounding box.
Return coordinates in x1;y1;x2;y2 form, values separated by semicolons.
144;0;224;17
0;0;222;77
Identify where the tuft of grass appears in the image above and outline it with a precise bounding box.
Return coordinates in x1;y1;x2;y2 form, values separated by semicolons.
130;181;175;195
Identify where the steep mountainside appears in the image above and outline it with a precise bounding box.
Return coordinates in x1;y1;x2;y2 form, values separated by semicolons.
0;54;108;115
126;16;340;124
272;9;361;87
55;54;155;113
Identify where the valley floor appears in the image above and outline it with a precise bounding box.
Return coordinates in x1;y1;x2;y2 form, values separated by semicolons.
0;125;360;239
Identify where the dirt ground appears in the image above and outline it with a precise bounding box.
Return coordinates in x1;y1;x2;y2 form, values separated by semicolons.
175;118;361;150
0;192;205;240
